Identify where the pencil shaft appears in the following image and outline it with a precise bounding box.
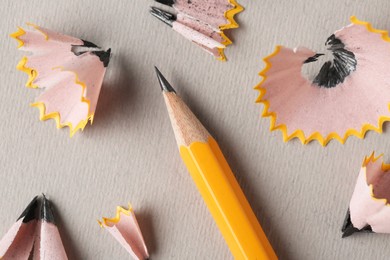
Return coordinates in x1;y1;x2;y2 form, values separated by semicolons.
164;92;277;259
180;137;276;259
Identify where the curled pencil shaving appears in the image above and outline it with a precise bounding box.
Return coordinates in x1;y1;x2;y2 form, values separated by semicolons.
342;153;390;237
255;16;390;146
99;205;149;260
152;0;243;60
0;195;68;259
10;23;111;136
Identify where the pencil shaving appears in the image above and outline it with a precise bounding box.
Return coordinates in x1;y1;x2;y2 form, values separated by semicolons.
151;0;243;60
11;23;111;136
255;16;390;146
342;153;390;237
0;195;68;259
99;205;149;260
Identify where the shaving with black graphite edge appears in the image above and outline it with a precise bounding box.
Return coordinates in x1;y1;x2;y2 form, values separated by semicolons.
17;196;39;223
304;34;357;88
0;195;68;259
71;40;112;67
150;7;175;27
255;16;390;146
305;34;357;88
11;23;112;136
341;153;390;237
150;0;243;60
341;209;372;238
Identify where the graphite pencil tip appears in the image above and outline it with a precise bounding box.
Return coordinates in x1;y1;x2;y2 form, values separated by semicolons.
154;0;175;6
150;7;175;27
155;66;176;93
41;194;56;224
17;196;39;223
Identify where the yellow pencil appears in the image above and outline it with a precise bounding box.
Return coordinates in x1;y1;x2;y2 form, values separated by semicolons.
155;67;277;260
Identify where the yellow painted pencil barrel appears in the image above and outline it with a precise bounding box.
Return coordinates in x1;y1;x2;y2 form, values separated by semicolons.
180;137;277;259
156;67;277;259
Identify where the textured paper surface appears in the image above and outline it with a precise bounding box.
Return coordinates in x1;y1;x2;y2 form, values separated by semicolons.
1;0;390;259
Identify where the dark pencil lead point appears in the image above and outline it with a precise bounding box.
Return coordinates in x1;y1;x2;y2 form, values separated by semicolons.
17;196;39;223
154;0;175;6
341;208;373;238
41;194;56;224
150;7;176;27
155;66;176;93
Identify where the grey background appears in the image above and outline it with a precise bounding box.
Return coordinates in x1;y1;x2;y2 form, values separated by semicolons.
1;0;390;259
